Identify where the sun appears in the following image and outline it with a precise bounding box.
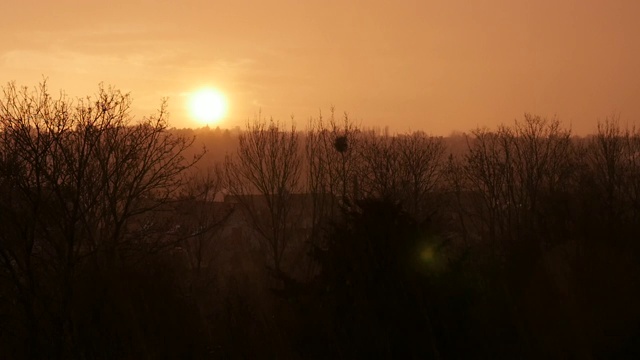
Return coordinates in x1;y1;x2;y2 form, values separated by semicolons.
189;88;227;125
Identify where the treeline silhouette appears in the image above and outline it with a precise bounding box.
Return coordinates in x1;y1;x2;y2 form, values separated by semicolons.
1;83;639;359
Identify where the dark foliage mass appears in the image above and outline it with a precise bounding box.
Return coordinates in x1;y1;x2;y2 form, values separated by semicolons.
1;84;639;359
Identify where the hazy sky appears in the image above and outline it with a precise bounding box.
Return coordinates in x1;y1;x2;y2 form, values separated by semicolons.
2;0;639;134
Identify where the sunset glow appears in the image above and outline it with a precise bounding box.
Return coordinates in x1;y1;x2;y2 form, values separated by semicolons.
1;1;639;133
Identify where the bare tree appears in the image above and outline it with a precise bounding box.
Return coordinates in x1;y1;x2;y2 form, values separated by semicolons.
443;114;576;354
358;130;445;221
178;164;230;276
358;129;402;201
304;110;360;241
0;81;198;357
395;131;446;218
224;117;302;275
455;114;573;252
305;109;361;203
582;117;640;225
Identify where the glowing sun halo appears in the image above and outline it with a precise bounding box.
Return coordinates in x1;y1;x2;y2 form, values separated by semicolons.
189;88;227;125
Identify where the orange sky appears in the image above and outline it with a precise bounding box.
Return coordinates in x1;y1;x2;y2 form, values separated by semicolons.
2;0;639;135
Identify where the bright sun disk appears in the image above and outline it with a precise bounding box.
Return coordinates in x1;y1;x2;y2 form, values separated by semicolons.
189;88;227;125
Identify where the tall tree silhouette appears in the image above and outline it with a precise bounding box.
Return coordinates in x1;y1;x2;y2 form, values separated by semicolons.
224;117;302;276
0;81;200;358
